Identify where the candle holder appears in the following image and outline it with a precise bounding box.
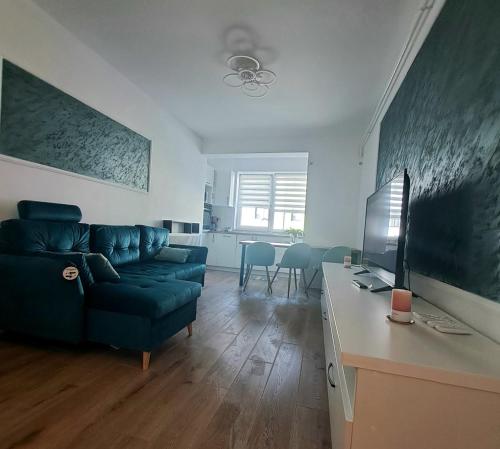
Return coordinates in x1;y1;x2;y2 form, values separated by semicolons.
386;314;415;325
389;288;414;323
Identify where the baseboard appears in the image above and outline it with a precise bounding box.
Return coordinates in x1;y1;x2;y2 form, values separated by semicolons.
410;272;500;344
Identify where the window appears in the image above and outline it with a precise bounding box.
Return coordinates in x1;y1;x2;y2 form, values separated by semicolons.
236;172;307;232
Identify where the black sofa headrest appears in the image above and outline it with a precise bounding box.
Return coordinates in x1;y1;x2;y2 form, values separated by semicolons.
18;200;82;223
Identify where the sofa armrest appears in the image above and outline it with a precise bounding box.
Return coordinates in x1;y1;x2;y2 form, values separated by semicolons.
169;244;208;264
0;254;86;343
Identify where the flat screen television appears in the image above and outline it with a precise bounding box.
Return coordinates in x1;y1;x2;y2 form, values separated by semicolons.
360;169;410;291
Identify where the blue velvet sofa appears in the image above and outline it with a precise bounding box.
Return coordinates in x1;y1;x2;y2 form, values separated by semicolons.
0;200;207;369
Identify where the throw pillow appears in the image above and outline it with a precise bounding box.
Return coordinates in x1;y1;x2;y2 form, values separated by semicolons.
36;251;95;288
154;247;191;264
85;253;121;282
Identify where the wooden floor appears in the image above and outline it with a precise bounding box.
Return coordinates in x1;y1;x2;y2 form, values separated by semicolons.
0;270;331;449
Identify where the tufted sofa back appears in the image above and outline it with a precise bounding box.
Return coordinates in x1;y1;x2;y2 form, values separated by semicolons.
0;201;89;254
90;225;140;267
0;219;90;254
136;225;169;260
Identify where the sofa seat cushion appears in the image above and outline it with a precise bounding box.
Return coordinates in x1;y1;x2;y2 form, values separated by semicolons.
116;260;206;282
87;278;201;319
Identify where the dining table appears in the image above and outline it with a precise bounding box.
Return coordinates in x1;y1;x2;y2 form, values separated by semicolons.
238;240;292;286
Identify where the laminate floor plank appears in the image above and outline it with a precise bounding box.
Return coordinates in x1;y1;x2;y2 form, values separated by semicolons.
204;319;267;389
245;342;303;449
1;363;153;449
248;313;286;364
297;308;328;411
289;405;331;449
192;358;273;449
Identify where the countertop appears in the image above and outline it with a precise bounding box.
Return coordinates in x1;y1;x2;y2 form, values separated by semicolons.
203;229;291;238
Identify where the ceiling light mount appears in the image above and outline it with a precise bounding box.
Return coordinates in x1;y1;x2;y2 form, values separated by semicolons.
223;55;276;98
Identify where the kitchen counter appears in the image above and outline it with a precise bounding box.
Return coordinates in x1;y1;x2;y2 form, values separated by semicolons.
203;229;292;238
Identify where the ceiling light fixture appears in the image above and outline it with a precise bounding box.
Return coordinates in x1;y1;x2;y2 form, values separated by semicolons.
223;55;276;98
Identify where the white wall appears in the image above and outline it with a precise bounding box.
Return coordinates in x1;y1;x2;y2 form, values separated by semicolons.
356;0;500;343
207;154;308;173
204;125;362;248
0;0;205;227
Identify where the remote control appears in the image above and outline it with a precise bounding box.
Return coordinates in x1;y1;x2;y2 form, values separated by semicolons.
425;319;457;328
434;324;472;335
352;280;368;289
414;313;472;335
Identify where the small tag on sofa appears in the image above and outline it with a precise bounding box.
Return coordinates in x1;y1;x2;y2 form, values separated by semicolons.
62;266;79;281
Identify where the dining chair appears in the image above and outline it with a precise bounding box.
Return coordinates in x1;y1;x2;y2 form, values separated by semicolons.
243;242;276;293
306;246;352;290
271;243;311;298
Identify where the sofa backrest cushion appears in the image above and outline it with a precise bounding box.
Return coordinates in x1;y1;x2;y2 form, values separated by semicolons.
136;225;169;260
0;219;90;254
90;225;140;267
18;200;82;222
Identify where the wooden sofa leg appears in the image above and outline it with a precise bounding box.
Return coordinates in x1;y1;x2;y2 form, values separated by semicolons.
142;351;151;370
187;323;193;337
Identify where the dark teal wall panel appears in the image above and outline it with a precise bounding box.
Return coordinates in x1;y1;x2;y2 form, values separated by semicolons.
0;60;151;191
377;0;500;302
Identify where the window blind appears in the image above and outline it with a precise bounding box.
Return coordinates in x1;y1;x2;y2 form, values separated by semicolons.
237;173;272;208
273;173;307;212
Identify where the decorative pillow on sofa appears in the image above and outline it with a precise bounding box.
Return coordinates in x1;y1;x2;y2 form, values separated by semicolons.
154;247;191;264
84;253;121;282
37;251;95;288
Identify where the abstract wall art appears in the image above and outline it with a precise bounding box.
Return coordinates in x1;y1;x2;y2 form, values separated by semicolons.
377;0;500;302
0;60;151;191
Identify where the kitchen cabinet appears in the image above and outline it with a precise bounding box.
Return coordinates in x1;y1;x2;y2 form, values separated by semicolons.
202;232;217;266
203;232;292;271
213;169;235;207
203;232;237;268
215;233;237;267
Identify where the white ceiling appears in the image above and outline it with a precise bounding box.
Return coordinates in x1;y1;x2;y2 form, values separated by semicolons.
33;0;420;140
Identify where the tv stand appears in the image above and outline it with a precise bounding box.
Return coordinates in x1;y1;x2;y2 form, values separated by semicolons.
321;262;500;449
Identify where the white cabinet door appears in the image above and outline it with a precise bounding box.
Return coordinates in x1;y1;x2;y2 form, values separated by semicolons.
214;233;237;267
203;233;217;266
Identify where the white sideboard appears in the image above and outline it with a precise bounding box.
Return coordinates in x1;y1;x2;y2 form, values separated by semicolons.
321;262;500;449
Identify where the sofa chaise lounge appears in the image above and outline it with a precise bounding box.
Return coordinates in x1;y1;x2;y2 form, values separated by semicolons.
0;200;207;369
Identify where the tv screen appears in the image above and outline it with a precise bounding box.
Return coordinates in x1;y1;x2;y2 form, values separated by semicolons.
361;170;410;289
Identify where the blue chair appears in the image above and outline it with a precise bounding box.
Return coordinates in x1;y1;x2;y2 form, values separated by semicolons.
271;243;311;297
306;246;352;290
243;242;276;293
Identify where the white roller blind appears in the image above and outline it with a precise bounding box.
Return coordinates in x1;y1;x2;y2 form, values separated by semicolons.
237;173;272;208
273;173;307;212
